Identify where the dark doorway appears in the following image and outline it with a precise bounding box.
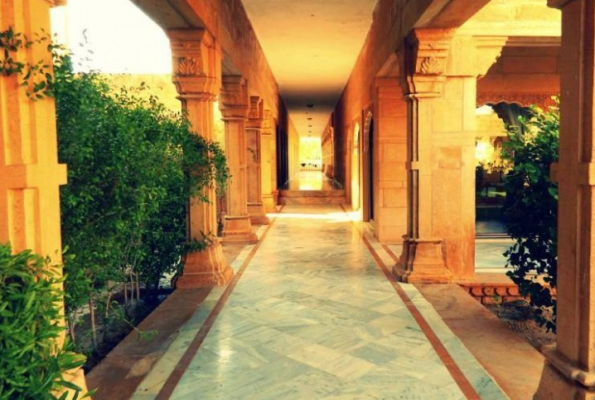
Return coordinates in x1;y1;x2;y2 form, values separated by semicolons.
368;118;375;221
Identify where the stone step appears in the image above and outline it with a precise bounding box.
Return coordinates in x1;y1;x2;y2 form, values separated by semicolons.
279;189;346;197
278;190;348;205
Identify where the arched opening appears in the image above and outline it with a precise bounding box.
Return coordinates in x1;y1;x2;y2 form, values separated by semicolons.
362;113;374;222
351;123;361;211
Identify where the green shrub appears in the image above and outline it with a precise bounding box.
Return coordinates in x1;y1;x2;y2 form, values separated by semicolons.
501;103;559;332
52;51;229;351
0;244;86;400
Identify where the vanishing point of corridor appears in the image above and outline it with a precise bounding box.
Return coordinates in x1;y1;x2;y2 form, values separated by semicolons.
129;205;509;400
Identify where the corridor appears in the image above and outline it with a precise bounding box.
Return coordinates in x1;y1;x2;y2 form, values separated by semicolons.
131;205;508;400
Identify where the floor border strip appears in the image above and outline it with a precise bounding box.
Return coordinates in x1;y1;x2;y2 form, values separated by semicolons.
155;209;282;400
382;244;400;263
339;206;481;400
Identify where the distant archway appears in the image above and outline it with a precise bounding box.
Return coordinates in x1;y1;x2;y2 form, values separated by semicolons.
363;112;374;222
351;122;361;211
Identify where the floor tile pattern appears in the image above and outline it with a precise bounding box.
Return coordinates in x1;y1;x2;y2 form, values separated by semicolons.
158;205;507;400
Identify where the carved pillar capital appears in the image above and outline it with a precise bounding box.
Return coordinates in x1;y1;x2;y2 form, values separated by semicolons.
247;96;265;130
403;28;456;96
219;76;249;120
168;29;221;99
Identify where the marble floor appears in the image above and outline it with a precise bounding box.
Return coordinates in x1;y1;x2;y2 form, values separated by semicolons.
131;205;509;400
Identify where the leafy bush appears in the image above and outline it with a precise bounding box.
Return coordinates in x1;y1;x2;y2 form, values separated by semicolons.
0;244;86;400
501;103;559;332
52;52;229;350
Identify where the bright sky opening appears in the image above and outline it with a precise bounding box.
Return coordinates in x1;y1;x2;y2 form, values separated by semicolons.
50;0;172;74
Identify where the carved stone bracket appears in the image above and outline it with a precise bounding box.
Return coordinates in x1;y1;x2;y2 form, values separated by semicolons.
247;96;264;130
474;36;507;79
404;29;455;96
220;76;249;120
168;29;221;97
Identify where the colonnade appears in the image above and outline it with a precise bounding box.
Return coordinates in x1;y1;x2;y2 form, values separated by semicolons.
2;1;595;398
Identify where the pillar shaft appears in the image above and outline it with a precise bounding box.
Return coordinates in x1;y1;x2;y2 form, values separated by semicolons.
394;31;503;282
261;109;277;213
374;78;408;243
246;96;270;224
0;0;89;394
219;76;257;243
169;29;233;287
535;0;595;398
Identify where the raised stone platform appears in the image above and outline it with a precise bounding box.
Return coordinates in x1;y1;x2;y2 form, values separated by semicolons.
278;189;348;205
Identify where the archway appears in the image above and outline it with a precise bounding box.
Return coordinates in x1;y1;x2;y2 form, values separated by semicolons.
362;113;374;222
351;123;361;211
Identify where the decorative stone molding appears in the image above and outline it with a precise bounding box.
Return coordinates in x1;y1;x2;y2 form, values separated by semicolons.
541;346;595;388
474;36;507;79
247;96;264;130
177;57;201;77
219;75;249;120
459;282;522;305
477;93;557;110
403;29;455;96
409;29;453;75
168;29;221;97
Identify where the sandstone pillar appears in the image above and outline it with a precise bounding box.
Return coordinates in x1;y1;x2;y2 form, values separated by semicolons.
374;78;408;243
261;109;277;213
534;1;595;398
394;31;504;282
168;29;233;287
219;76;257;244
246;96;270;224
0;0;88;394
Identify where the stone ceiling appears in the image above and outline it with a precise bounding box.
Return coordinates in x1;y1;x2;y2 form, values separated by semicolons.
241;0;378;138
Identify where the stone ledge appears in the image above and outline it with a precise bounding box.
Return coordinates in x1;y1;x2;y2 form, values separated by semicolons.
416;283;545;400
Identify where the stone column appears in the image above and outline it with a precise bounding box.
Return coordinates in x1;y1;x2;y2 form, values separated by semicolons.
393;30;504;282
534;1;595;398
0;0;88;394
374;78;408;243
246;96;270;224
261;109;277;213
219;76;258;244
168;29;233;287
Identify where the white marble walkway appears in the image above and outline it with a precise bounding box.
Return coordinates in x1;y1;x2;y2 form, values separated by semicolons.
131;204;509;400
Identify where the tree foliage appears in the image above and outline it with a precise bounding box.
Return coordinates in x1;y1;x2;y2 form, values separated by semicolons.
501;103;559;332
52;51;229;349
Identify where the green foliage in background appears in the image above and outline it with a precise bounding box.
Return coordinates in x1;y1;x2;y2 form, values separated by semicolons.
0;244;86;400
501;103;559;332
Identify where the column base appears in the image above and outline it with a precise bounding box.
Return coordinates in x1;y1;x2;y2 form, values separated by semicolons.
393;237;453;283
222;215;258;244
534;346;595;400
262;194;277;213
176;238;234;288
248;202;270;225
